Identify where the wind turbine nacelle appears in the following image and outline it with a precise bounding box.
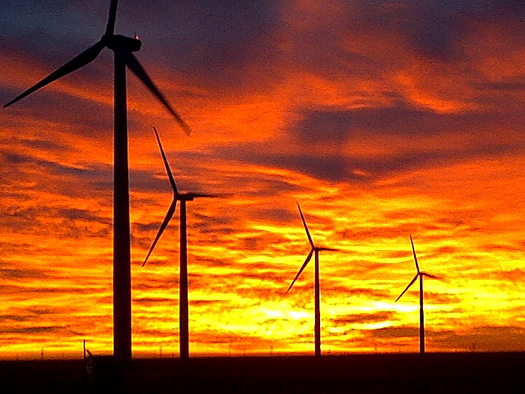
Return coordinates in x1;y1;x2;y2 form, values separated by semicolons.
112;35;142;52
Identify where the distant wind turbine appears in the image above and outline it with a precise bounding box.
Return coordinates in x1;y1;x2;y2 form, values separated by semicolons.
142;127;215;361
395;235;441;354
3;0;190;360
287;203;338;357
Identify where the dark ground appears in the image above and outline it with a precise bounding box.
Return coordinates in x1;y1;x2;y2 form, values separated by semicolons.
0;352;524;393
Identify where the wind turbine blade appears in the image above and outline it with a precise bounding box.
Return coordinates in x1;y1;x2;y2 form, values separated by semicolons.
395;273;419;302
189;193;219;198
319;247;339;252
297;203;314;248
3;41;105;108
105;0;119;36
409;234;420;273
422;272;442;280
142;199;177;267
287;249;314;293
153;127;179;195
112;45;191;135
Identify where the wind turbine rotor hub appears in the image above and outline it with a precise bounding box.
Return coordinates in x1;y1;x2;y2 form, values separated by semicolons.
110;35;142;52
176;193;195;201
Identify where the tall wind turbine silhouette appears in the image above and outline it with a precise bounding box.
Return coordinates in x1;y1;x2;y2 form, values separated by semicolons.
3;0;190;360
286;203;338;357
395;235;440;354
142;127;214;361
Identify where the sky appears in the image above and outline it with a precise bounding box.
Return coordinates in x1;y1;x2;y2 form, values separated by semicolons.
2;0;525;359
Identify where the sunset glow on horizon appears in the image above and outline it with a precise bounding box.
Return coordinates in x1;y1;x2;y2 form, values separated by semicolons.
2;0;525;360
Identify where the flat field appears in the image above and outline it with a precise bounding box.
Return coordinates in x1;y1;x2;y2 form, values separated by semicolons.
1;352;524;393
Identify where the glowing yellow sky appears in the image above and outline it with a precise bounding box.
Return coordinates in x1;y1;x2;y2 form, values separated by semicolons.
2;0;525;359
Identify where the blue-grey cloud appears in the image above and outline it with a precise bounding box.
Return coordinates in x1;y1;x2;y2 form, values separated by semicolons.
206;101;525;183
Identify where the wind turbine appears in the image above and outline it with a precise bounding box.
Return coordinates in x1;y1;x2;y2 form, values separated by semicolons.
142;127;215;361
4;0;190;360
286;203;338;357
395;235;440;354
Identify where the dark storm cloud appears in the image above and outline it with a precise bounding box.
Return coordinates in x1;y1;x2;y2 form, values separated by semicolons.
0;326;63;335
133;297;174;305
134;279;180;292
0;0;282;90
190;330;279;346
272;0;525;94
277;1;468;79
0;266;48;280
476;81;525;92
1;78;113;134
57;207;110;224
367;325;525;352
0;204;111;238
4;0;525;96
398;1;469;61
430;326;525;352
130;168;178;194
191;211;237;235
132;221;174;243
190;299;225;306
132;1;282;89
214;146;350;183
352;1;525;60
331;311;396;326
369;326;419;339
1;152;30;166
291;102;523;141
0;150;113;192
29;307;61;316
234;267;289;289
251;206;296;223
22;138;70;153
292;110;357;145
2;0;283;95
0;1;104;54
400;0;525;61
0;282;93;295
0;315;33;322
210;101;525;183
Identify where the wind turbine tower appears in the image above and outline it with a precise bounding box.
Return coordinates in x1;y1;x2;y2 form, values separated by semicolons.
4;0;190;360
395;235;440;354
142;128;215;361
287;203;338;357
